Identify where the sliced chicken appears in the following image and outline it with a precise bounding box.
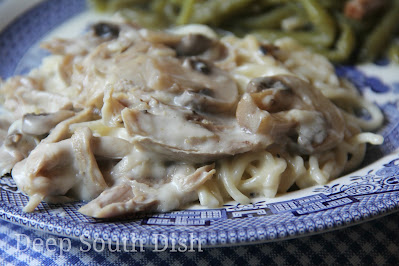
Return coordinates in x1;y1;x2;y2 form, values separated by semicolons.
0;117;12;146
0;109;89;176
78;181;158;218
12;128;107;211
79;164;215;218
0;77;73;118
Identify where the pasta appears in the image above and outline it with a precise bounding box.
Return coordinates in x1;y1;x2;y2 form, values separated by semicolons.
88;0;399;63
0;17;383;218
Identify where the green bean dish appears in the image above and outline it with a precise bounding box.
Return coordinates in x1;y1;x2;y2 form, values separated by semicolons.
88;0;399;64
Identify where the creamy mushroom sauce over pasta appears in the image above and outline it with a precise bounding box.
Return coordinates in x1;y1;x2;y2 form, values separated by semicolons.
0;18;383;218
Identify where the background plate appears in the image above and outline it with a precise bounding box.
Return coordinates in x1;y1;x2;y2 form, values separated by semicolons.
1;0;399;248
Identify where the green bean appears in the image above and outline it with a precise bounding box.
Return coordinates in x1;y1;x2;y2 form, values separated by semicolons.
88;0;109;12
387;41;399;64
346;15;378;37
251;0;336;47
189;0;255;26
119;8;168;29
87;0;399;64
176;0;195;25
300;0;336;47
150;0;167;15
253;30;330;46
237;5;295;29
358;0;399;62
169;0;184;5
319;0;347;9
257;0;291;7
313;17;356;63
258;0;346;9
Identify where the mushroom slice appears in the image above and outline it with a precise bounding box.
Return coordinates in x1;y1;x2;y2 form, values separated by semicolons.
142;29;226;60
122;98;271;163
236;93;295;136
107;42;238;113
0;132;39;176
236;75;345;154
175;34;214;57
22;110;75;135
173;57;238;113
121;99;218;158
0;120;40;176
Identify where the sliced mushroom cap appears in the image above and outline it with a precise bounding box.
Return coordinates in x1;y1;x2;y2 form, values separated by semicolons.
174;33;228;62
236;74;345;154
139;28;182;45
165;27;227;61
122;98;271;163
92;22;120;39
0;120;41;176
22;110;75;135
175;34;214;57
236;93;295;136
88;32;238;113
173;58;239;113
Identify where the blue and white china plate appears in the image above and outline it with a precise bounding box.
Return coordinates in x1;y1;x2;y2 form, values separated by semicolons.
1;0;399;248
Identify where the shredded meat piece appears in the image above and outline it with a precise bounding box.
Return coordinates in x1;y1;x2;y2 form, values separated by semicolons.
12;128;109;211
79;164;215;218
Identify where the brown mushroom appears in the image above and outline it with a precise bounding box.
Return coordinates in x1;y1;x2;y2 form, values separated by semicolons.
121;98;271;163
175;34;214;57
22;110;75;135
236;75;345;154
173;58;239;113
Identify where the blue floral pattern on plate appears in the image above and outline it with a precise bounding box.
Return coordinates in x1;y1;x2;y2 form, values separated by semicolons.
1;0;399;247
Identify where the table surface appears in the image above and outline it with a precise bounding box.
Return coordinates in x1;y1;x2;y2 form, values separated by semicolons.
1;211;398;265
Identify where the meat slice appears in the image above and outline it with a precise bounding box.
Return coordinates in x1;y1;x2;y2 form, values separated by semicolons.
78;164;215;218
78;181;159;218
0;77;73;118
11;124;137;212
11;128;110;211
0;117;12;146
0;109;92;177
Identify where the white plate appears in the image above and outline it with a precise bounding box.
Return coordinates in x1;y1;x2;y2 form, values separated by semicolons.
1;0;399;247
